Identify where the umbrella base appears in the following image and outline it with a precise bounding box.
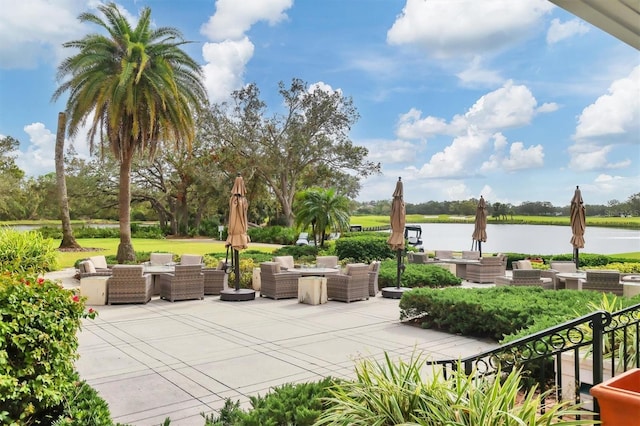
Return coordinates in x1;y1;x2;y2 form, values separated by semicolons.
381;287;412;299
220;288;256;302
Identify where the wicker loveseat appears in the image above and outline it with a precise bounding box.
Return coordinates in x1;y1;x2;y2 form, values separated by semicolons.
259;262;301;300
326;263;370;303
582;270;623;295
107;265;153;304
495;269;554;289
159;264;204;302
513;260;557;288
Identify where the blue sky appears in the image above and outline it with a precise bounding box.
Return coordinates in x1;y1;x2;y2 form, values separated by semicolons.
0;0;638;206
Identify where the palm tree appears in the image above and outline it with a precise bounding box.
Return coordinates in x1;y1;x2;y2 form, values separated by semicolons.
294;188;350;247
52;2;207;262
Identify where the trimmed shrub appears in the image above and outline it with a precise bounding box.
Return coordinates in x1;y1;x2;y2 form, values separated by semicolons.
203;378;336;426
0;272;96;424
248;226;296;245
378;260;461;288
0;228;58;273
334;235;394;263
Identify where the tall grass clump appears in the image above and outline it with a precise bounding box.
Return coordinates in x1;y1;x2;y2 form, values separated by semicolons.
315;351;595;425
0;228;58;273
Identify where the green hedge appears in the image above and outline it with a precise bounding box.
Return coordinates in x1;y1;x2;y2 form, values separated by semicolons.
248;226;296;245
378;260;461;288
398;286;640;341
334;235;395;263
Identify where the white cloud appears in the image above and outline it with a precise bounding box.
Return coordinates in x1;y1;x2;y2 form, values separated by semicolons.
200;0;292;41
387;0;553;58
417;130;489;178
16;123;56;175
567;66;640;171
502;142;544;171
201;38;255;104
396;109;449;140
0;0;91;69
365;139;421;164
583;174;638;202
464;81;538;130
574;66;640;143
568;144;631;171
546;18;589;44
536;102;559;113
456;56;503;86
199;0;293;104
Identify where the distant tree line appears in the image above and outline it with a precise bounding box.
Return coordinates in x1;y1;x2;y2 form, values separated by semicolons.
354;194;640;218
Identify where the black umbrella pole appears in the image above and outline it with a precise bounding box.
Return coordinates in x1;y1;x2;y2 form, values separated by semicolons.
479;241;482;258
234;249;240;291
396;249;402;289
574;248;579;270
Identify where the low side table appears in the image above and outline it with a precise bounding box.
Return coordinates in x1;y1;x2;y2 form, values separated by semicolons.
298;277;327;305
80;276;109;305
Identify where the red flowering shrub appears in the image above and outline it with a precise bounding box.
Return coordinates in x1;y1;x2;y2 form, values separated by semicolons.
0;272;96;424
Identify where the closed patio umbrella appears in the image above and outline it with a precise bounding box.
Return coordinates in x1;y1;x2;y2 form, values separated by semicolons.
382;177;410;299
472;196;487;257
570;186;586;269
220;174;255;301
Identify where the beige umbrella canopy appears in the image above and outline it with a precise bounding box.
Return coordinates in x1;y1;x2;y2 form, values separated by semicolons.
570;186;586;268
472;196;488;256
387;177;406;251
226;175;250;251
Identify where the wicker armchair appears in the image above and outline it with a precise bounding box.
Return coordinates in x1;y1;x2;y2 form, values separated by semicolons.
107;265;153;304
582;270;623;295
180;254;203;265
465;255;507;284
408;252;430;264
462;251;480;260
203;263;229;295
368;261;380;296
78;260;112;279
513;260;557;288
434;250;454;260
548;261;578;289
259;262;301;299
316;256;339;268
159;265;204;302
273;256;295;270
326;263;370;303
495;269;553;289
146;253;175;266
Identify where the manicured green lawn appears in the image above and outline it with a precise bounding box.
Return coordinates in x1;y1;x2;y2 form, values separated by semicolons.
56;238;279;268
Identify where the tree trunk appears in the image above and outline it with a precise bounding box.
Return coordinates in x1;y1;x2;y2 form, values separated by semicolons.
116;154;136;263
55;112;81;249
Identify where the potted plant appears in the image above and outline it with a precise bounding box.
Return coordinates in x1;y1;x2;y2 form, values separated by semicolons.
590;367;640;425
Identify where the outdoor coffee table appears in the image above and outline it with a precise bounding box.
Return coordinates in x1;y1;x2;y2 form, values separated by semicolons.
143;264;175;295
556;272;586;290
295;267;339;277
438;258;481;279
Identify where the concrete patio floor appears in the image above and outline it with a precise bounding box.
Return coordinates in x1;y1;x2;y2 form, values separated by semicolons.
47;269;499;426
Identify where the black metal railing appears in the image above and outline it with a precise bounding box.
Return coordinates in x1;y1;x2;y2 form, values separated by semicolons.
427;302;640;419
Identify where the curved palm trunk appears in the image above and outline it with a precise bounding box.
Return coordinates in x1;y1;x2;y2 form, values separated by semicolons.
117;155;136;262
55;112;81;249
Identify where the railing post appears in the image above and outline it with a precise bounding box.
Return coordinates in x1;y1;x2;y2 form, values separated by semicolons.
592;313;604;386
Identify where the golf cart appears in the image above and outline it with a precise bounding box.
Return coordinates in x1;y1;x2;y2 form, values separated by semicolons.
404;225;424;252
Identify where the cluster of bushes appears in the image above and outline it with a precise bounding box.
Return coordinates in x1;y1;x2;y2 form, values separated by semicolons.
37;224;165;240
503;252;639;270
399;285;640;341
0;271;109;425
248;225;296;245
0;228;58;273
192;353;588;426
378;260;461;288
334;234;395;263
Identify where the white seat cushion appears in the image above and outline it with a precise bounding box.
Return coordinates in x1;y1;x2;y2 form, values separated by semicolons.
89;255;108;269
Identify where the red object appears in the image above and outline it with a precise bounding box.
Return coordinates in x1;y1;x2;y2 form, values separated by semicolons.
590;368;640;425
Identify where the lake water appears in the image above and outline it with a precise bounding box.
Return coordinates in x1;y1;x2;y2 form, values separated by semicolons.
412;223;640;255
